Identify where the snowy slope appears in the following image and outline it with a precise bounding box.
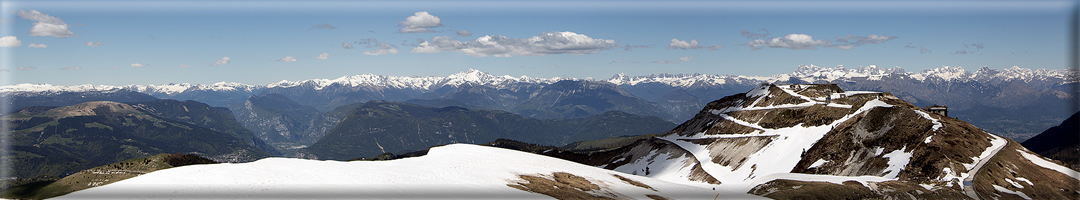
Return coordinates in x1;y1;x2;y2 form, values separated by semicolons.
620;85;908;192
57;144;762;199
581;83;1080;198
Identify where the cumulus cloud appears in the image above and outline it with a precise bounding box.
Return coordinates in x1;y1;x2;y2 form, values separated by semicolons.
342;42;354;49
741;29;769;39
16;10;77;38
276;56;298;62
669;38;722;50
317;52;329;60
456;30;472;36
130;63;146;68
178;64;191;68
398;11;442;33
311;23;336;30
920;46;931;54
904;42;917;48
351;39;399;55
85;41;103;47
28;43;46;48
679;56;693;61
743;34;830;50
0;36;22;47
209;57;230;66
412;31;618;57
60;66;80;70
18;67;37;71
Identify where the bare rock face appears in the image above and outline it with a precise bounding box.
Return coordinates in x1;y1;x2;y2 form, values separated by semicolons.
585;84;1080;199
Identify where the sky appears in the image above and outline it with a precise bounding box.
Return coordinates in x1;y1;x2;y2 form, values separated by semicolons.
0;0;1076;86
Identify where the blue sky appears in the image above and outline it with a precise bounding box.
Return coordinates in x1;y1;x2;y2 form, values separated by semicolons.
1;0;1076;86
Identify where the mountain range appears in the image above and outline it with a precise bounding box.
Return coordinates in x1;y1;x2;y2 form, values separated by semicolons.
42;83;1080;199
550;84;1080;198
297;100;676;160
3;100;273;179
5;65;1075;141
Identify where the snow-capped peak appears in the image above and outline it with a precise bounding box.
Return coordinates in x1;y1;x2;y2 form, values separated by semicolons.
4;66;1075;95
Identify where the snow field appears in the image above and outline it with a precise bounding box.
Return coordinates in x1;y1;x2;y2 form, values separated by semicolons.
655;97;902;192
59;144;760;199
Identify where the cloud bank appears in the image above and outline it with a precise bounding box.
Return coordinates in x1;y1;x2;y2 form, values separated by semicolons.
743;33;896;50
669;38;721;50
412;31;618;57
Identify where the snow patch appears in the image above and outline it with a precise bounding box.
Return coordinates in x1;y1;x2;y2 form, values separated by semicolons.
808;159;828;168
1017;149;1080;181
1014;177;1033;186
993;185;1032;199
881;146;912;179
913;109;943;131
1004;178;1024;189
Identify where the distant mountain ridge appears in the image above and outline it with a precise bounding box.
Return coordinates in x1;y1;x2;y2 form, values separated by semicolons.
6;66;1073;96
4;100;272;179
4;65;1076;140
298;100;676;160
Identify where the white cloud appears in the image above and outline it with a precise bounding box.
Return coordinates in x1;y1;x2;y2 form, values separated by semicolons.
653;56;693;64
130;63;146;68
0;36;22;47
178;64;191;68
342;42;354;49
669;38;722;50
920;46;931;54
840;34;897;45
364;48;398;55
18;67;36;71
743;34;830;50
28;43;46;48
412;31;618;57
210;57;230;66
741;29;769;39
357;39;399;56
276;56;298;62
317;52;329;60
60;66;80;70
85;41;103;47
398;11;442;33
311;23;336;30
16;10;77;38
456;30;472;36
